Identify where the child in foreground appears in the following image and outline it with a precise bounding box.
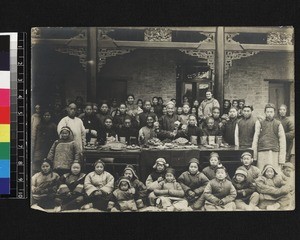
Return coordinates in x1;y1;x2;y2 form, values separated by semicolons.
31;159;60;209
281;162;295;209
122;165;147;209
82;159;114;211
232;169;260;210
202;152;230;180
203;165;237;211
47;126;81;176
145;158;169;192
178;158;209;210
108;176;138;212
54;161;86;212
236;152;261;184
255;164;292;210
148;168;188;211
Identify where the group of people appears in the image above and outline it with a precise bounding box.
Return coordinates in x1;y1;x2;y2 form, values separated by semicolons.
31;90;295;211
32;150;294;212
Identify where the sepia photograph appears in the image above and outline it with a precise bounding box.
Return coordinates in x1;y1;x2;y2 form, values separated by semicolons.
30;26;295;213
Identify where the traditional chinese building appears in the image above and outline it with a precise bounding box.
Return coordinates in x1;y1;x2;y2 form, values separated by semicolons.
31;27;294;116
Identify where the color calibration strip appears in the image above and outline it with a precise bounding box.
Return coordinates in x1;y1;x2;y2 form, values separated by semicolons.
0;32;26;198
0;34;10;194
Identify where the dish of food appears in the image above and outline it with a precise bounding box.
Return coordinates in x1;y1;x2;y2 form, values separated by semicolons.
148;138;162;146
173;137;189;145
126;145;140;150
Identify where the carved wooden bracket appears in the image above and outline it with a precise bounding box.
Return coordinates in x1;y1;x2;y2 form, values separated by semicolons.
55;47;87;71
179;49;215;71
98;48;135;72
225;33;239;44
225;51;259;71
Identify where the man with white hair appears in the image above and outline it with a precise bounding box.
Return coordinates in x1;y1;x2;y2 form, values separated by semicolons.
161;101;181;132
252;103;286;170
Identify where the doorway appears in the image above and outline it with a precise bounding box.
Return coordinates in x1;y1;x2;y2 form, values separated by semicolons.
176;64;212;106
268;80;291;116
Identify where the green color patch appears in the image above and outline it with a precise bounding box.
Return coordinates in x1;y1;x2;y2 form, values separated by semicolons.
0;142;10;159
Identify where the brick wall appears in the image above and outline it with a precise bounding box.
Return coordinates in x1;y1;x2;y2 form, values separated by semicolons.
99;49;177;103
224;52;294;117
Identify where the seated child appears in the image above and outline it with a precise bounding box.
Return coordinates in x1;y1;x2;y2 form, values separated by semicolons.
47;126;81;176
82;159;114;211
202;152;230;180
237;152;261;184
178;158;209;210
122;165;147;208
31;159;60;209
255;164;292;210
54;161;86;212
108;176;138;212
203;165;237;211
145;158;168;192
232;169;259;210
148;168;188;211
281;162;295;209
176;115;201;144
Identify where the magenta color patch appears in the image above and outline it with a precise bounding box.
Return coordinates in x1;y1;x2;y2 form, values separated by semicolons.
0;89;10;107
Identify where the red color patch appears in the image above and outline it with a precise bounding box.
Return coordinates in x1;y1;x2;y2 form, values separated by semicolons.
0;106;10;124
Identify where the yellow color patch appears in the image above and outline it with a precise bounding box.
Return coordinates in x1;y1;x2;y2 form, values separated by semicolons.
0;124;10;142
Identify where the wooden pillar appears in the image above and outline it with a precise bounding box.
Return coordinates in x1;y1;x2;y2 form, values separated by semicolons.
86;27;97;102
215;27;225;112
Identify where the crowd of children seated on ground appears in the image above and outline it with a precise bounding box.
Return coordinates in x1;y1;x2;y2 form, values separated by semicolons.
31;151;294;212
31;92;295;211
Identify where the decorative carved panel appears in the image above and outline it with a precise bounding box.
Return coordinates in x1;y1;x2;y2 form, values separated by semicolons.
225;33;239;44
98;48;134;72
179;49;215;70
267;32;293;45
97;29;114;41
225;51;259;71
200;32;215;43
144;28;172;42
55;47;87;70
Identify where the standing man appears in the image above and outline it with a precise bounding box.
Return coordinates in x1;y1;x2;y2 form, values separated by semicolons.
57;102;86;151
277;104;295;162
222;107;239;146
235;105;256;148
252;103;286;170
198;90;220;122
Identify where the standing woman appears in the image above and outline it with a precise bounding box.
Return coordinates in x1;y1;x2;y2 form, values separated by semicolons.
33;110;58;174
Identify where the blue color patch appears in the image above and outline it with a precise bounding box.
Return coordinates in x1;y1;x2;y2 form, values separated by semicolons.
0;178;10;194
0;160;10;178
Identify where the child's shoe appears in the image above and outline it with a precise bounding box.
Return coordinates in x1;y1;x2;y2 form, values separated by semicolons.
156;198;163;208
136;199;145;209
53;206;62;212
266;203;280;210
81;203;93;210
111;207;120;212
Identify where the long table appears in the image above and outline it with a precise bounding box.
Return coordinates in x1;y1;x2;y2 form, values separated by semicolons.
83;146;253;181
